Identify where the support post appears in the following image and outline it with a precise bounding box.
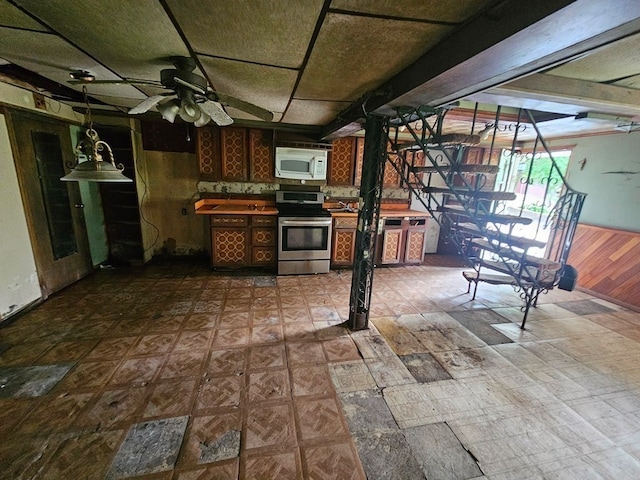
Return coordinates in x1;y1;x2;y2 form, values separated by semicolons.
347;114;388;330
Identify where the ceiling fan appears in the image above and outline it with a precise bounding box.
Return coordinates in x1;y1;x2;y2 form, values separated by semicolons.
69;56;274;127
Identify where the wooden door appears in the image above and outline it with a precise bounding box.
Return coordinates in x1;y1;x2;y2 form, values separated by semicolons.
9;112;92;297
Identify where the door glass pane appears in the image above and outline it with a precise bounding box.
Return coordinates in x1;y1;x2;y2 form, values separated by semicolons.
31;131;78;259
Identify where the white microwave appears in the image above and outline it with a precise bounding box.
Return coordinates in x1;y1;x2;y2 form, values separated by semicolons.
275;147;328;180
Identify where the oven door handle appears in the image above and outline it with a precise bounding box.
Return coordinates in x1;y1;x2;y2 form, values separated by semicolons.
280;219;332;227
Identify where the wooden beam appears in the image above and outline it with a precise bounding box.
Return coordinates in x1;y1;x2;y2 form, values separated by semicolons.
322;0;640;139
478;73;640;117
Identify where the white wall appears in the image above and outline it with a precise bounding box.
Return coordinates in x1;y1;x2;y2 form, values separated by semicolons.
565;132;640;232
0;114;41;319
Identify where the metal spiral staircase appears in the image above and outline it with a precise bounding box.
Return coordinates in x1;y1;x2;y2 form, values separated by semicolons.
386;105;586;328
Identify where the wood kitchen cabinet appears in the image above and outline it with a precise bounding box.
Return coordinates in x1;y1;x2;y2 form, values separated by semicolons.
250;215;276;266
328;137;356;186
353;136;401;188
210;215;250;267
210;214;276;268
331;216;358;267
197;126;274;182
377;216;428;265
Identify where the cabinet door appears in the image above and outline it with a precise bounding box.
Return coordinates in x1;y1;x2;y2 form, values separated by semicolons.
210;215;249;267
197;125;220;180
354;137;365;187
379;220;403;264
329;137;356;185
220;127;248;181
249;129;274;182
404;229;426;263
331;216;357;266
384;152;401;188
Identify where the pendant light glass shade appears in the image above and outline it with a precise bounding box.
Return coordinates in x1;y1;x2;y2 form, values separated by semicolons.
157;98;180;123
61;128;132;183
178;96;201;122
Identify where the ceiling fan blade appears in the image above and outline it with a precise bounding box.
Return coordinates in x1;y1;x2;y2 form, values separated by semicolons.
199;100;234;126
129;94;169;114
209;92;274;122
69;78;163;87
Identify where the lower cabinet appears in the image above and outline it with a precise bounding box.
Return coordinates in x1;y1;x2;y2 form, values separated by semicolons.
331;216;358;267
250;216;277;266
210;214;276;268
378;216;428;265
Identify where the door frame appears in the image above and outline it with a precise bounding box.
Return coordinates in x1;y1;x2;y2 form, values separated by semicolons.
7;109;93;298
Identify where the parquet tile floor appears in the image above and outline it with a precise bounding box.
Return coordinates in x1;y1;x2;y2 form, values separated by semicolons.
1;256;640;479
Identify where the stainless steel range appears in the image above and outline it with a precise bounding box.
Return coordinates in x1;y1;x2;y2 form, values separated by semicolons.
276;190;332;275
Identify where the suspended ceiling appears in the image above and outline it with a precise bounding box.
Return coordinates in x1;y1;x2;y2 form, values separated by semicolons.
1;0;640;141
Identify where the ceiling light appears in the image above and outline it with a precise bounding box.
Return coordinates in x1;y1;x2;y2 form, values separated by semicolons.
194;111;211;127
477;123;494;140
61;86;131;183
69;70;95;82
178;91;201;122
157;98;180;123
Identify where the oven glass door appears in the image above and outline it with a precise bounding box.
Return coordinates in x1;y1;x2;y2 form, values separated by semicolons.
278;217;332;261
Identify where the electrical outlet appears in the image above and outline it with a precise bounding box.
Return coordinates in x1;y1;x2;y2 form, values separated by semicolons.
33;92;47;110
181;208;187;216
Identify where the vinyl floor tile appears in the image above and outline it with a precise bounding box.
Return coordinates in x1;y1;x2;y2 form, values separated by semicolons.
4;259;640;479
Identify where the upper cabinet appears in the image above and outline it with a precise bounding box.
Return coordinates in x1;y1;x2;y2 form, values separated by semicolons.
220;127;248;181
328;137;356;186
197;126;274;182
197;128;401;189
249;129;274;182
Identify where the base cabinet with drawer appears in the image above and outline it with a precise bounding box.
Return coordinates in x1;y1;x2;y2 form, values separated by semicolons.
210;214;276;268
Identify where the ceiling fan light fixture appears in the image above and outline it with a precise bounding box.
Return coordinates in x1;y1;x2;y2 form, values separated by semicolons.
178;95;202;123
157;98;180;123
194;111;211;127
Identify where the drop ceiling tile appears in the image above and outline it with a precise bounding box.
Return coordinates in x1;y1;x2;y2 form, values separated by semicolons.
199;56;297;117
12;0;190;79
296;13;452;102
614;74;640;90
165;0;324;68
281;99;351;125
0;1;50;31
330;0;495;23
546;32;640;83
0;28;145;103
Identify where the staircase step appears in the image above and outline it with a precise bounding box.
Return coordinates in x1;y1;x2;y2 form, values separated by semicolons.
441;206;533;225
423;187;516;201
476;259;558;285
470;239;561;270
412;164;500;174
455;223;547;250
463;271;531;287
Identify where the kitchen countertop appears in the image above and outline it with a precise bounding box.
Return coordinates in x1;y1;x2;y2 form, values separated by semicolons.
195;199;429;218
330;208;430;218
195;198;278;215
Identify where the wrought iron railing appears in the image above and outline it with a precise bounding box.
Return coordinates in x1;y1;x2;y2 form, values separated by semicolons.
386;103;586;325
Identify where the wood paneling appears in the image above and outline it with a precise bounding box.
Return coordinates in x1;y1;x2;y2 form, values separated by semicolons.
567;224;640;309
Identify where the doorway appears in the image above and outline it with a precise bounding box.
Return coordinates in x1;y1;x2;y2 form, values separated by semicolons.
9;111;93;297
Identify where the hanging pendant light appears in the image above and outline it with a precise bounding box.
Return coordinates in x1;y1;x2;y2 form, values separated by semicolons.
61;86;132;183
